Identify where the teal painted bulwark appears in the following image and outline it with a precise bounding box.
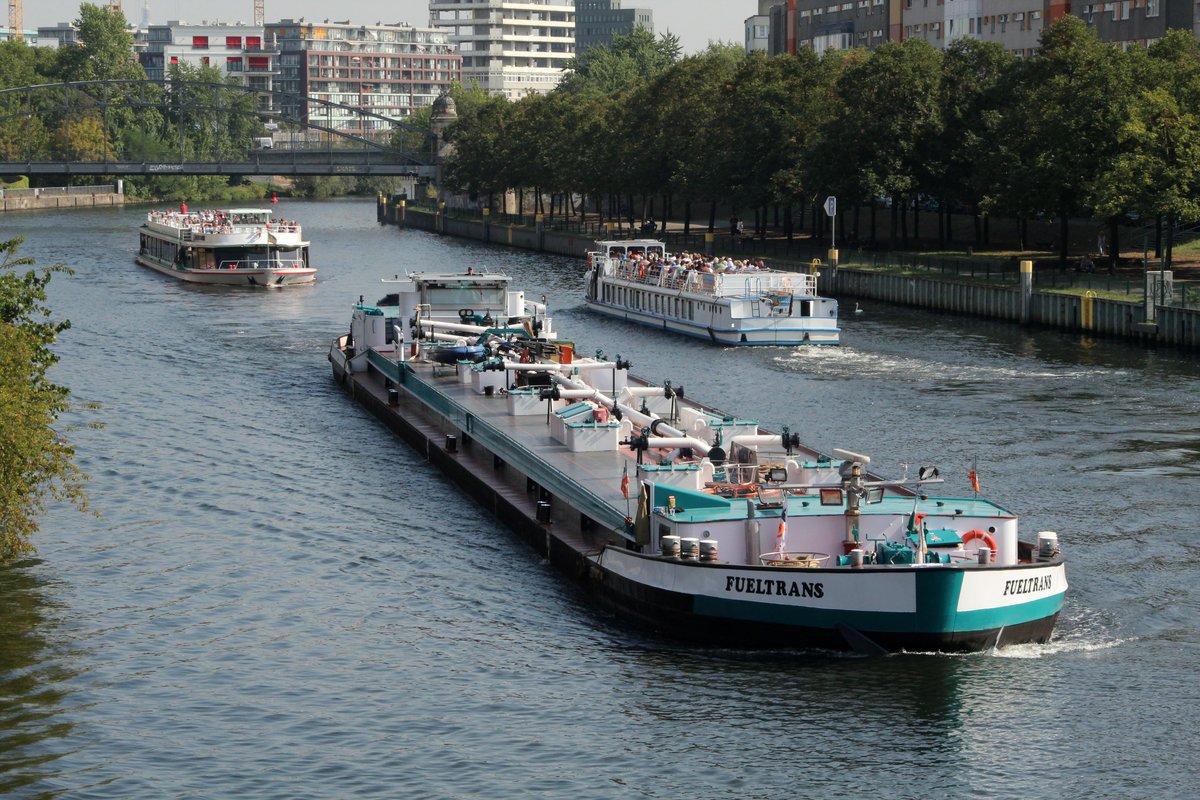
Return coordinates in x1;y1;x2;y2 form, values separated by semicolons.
693;571;1063;636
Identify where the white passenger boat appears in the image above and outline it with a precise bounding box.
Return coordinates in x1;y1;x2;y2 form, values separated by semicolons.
584;239;839;345
330;271;1065;653
136;207;316;287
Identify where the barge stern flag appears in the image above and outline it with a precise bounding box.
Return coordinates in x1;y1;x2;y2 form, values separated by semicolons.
776;501;787;554
620;462;630;499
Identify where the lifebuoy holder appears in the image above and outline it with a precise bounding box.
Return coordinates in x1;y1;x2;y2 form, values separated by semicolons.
962;529;998;557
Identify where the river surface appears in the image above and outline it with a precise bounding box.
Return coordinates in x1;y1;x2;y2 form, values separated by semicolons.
2;199;1198;799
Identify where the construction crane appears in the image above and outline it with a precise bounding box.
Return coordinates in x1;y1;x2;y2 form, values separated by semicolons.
9;0;21;37
254;0;264;27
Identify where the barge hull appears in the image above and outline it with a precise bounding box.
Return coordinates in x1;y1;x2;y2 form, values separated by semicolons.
331;351;1064;654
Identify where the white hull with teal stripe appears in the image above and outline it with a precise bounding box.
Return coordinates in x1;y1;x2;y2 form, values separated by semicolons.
593;548;1065;652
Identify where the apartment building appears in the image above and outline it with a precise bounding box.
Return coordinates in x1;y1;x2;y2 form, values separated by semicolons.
428;0;574;97
266;19;461;135
764;0;1072;57
139;20;277;110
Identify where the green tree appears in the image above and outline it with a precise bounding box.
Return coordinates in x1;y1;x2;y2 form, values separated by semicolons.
54;3;144;83
0;40;58;161
933;38;1014;247
822;40;944;247
558;27;681;96
0;239;89;563
997;18;1130;260
1089;31;1200;265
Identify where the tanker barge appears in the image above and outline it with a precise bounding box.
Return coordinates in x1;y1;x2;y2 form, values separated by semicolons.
328;270;1066;654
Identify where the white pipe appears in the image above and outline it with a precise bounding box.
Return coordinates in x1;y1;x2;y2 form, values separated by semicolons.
421;318;490;334
730;434;783;448
645;436;711;455
430;333;468;345
504;362;576;372
619;386;668;400
556;388;600;399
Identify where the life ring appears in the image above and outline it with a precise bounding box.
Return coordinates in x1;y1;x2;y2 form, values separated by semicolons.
962;529;998;555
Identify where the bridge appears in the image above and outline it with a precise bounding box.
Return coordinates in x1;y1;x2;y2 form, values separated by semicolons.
0;80;440;178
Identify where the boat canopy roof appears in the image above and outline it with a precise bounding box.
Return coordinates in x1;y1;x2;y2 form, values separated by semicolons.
226;209;273;224
593;240;666;259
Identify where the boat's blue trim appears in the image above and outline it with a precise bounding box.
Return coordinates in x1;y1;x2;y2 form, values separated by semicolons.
585;302;840;345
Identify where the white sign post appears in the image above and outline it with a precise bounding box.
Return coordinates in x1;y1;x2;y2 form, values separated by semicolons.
823;196;839;272
824;195;837;249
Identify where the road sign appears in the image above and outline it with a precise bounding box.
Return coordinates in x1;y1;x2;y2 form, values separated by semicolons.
824;196;837;217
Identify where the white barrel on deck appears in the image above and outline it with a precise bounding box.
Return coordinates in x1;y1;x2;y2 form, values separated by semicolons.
1037;531;1059;560
699;539;719;562
978;547;992;565
660;535;681;558
679;537;699;560
849;548;864;568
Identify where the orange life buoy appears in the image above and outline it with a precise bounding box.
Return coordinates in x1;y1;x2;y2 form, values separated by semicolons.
962;529;998;555
594;405;608;423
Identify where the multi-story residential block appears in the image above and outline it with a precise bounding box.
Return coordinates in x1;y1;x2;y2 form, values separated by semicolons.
746;0;773;52
33;22;81;47
139;21;277;110
575;0;653;57
1073;0;1174;48
764;0;1073;57
428;0;575;97
2;27;37;44
266;19;461;136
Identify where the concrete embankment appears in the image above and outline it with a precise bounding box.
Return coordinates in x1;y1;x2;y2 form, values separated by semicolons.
1;185;126;213
378;198;1200;351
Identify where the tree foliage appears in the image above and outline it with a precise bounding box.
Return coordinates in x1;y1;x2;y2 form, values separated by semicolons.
0;239;89;563
440;19;1200;262
559;27;681;96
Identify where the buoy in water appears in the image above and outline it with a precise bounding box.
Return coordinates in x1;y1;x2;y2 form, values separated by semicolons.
271;192;278;204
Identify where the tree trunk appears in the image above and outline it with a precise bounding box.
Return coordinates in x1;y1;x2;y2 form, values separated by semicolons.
889;195;899;250
1167;213;1175;268
785;205;794;242
1058;208;1069;268
1107;216;1120;271
683;200;692;236
708;201;717;233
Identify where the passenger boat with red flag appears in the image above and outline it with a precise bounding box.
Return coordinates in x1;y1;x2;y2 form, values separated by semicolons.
329;270;1065;654
137;207;315;287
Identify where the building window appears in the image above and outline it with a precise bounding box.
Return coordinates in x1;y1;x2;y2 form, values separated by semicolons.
246;36;262;49
192;36;208;49
226;36;242;48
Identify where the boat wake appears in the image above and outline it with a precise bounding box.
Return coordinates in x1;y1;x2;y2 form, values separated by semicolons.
774;345;1116;386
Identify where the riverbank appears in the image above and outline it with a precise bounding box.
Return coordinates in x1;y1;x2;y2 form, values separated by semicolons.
381;198;1200;351
1;184;126;213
